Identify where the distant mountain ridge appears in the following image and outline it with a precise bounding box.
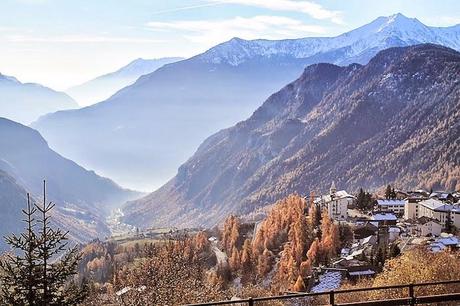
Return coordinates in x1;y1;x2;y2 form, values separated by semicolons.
122;44;460;228
33;14;460;191
0;118;141;243
0;73;77;125
66;57;183;106
198;13;460;66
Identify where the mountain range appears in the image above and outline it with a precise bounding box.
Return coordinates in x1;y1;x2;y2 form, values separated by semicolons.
0;73;77;125
122;44;460;228
0;118;141;247
32;14;460;191
66;57;183;106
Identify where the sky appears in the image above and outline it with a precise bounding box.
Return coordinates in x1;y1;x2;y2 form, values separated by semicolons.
0;0;459;90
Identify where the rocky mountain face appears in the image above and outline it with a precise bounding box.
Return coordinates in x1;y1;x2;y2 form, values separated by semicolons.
123;44;460;228
66;57;183;106
0;118;141;242
0;73;77;125
32;14;460;191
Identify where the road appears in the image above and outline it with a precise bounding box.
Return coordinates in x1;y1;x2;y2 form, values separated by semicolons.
211;241;228;266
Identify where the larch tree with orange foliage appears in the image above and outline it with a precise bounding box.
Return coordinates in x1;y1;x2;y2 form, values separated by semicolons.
292;275;306;292
240;239;254;284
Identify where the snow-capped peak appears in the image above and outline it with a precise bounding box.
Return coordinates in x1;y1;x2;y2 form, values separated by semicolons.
197;13;460;66
0;73;20;84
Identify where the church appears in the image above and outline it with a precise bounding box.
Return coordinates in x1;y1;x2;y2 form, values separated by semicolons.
316;182;354;221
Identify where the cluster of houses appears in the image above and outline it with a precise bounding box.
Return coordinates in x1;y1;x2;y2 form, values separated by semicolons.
315;183;460;237
305;183;460;291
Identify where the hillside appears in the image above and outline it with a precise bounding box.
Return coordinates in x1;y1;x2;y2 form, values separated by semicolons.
66;57;183;106
123;44;460;228
0;170;29;250
32;14;460;191
0;73;77;125
0;118;141;241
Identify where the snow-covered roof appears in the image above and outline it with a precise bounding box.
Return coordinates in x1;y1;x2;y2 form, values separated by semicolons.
389;227;401;233
360;235;377;245
429;192;452;199
420;199;455;212
320;190;355;203
341;248;350;256
429;243;445;252
436;236;459;246
377;199;406;206
347;248;365;260
371;213;397;221
429;235;459;252
311;271;342;293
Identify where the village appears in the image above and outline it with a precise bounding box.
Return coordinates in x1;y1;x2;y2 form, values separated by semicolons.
106;182;460;298
298;183;460;292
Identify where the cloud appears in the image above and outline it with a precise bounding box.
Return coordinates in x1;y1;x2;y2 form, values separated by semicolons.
146;15;326;45
4;34;164;43
150;2;224;15
207;0;343;24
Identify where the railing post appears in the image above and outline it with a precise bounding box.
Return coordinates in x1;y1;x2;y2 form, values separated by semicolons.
409;283;415;306
248;297;254;306
329;290;335;306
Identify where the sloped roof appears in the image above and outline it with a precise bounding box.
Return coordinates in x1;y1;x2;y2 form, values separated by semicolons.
360;235;377;245
420;199;455;212
311;271;342;293
377;199;406;206
320;190;355;203
429;192;452;199
429;236;460;252
371;213;397;221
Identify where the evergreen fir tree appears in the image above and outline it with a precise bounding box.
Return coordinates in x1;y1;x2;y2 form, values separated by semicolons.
0;194;40;305
356;188;365;210
385;185;392;199
0;182;87;305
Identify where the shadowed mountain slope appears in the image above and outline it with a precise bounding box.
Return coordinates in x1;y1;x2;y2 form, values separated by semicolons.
123;44;460;228
33;14;460;191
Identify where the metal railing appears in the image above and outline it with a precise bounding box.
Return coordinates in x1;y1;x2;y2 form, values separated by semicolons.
185;279;460;306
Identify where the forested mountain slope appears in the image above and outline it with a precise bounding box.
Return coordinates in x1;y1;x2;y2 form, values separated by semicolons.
123;44;460;227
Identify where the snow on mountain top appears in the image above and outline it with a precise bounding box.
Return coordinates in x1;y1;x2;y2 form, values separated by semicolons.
0;73;20;84
198;13;460;66
110;57;184;77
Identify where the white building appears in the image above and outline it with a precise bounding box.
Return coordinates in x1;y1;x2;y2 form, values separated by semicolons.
371;212;398;226
407;216;443;237
404;196;427;220
405;198;460;229
316;182;354;221
376;199;406;215
418;199;451;224
452;208;460;228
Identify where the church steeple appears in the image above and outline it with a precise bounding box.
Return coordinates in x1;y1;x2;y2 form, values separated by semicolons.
330;181;336;194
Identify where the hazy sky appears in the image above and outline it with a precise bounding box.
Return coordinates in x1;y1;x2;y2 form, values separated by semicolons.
0;0;459;90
